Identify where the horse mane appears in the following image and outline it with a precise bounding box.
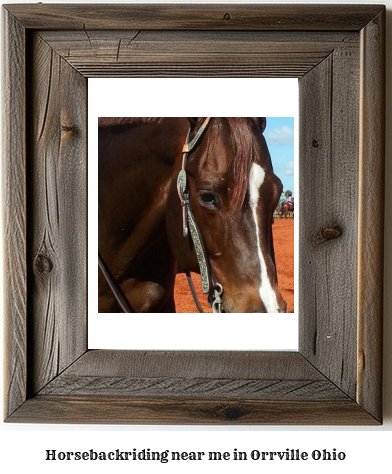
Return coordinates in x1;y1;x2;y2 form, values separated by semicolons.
217;118;258;211
99;117;259;211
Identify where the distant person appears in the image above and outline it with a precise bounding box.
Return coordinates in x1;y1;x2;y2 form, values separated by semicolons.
278;192;285;210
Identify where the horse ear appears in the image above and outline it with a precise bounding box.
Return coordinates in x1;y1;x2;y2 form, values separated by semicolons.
187;118;198;126
259;117;267;133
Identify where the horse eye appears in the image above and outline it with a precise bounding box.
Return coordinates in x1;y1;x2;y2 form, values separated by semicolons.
198;191;220;209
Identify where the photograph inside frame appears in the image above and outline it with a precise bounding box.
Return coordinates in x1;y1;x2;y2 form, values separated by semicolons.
98;116;295;314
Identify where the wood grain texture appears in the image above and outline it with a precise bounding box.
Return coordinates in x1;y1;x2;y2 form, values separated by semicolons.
28;33;87;395
357;9;385;422
9;396;378;425
52;351;329;379
2;9;27;419
7;351;377;424
38;30;358;78
39;377;346;400
37;351;346;400
299;41;360;399
4;4;383;31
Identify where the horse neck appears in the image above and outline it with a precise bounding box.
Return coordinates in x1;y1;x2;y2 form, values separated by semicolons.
98;119;188;266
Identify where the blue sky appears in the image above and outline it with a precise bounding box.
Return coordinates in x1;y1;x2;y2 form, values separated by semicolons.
265;117;295;196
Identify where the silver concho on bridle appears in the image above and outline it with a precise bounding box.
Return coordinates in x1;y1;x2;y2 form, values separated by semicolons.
177;118;223;313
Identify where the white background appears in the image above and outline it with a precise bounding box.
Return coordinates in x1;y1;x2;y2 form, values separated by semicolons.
88;78;299;351
1;1;391;473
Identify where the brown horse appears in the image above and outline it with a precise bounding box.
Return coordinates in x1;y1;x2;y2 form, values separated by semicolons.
98;117;287;313
279;201;294;219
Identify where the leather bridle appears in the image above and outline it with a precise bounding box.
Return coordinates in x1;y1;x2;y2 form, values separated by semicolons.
99;117;223;313
177;117;223;313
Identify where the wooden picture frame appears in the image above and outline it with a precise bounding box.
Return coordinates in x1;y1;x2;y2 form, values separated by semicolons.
3;4;385;424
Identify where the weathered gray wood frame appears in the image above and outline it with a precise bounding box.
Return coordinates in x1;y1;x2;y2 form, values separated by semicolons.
3;4;385;424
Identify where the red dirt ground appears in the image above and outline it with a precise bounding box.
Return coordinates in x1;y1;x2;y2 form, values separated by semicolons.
174;218;294;313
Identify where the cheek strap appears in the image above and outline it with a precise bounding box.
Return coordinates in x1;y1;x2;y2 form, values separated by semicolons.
176;118;223;313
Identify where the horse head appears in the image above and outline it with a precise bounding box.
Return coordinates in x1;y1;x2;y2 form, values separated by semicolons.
166;117;287;313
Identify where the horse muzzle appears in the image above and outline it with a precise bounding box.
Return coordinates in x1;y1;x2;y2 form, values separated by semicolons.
219;291;287;313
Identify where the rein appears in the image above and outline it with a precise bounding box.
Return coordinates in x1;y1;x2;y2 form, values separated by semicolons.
98;252;135;313
99;117;223;313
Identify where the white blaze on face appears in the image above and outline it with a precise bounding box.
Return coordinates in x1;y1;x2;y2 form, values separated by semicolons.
249;163;280;313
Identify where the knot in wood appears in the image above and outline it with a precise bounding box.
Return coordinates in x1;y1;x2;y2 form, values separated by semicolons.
314;225;342;245
223;13;231;21
223;405;244;420
34;252;53;274
61;124;77;134
312;139;319;148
